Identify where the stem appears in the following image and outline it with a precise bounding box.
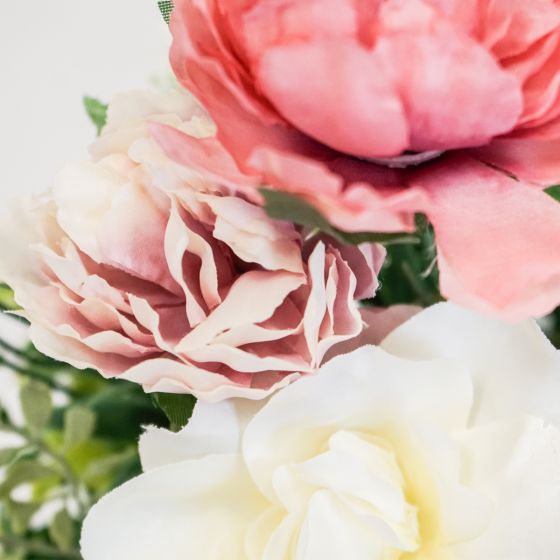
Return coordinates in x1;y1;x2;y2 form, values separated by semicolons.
401;261;437;306
0;421;90;518
0;338;59;368
0;355;76;396
0;535;81;559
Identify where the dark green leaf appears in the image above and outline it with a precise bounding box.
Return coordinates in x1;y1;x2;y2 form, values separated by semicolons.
158;1;174;24
48;509;75;551
83;382;167;439
83;96;108;135
337;230;420;246
152;393;196;431
63;407;96;451
545;185;560;202
20;382;52;436
374;215;441;307
261;189;418;246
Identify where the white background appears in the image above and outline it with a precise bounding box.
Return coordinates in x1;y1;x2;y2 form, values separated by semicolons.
0;0;171;198
0;2;171;398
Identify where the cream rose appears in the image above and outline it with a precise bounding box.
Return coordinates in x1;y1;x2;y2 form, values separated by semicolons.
81;303;560;559
0;89;383;401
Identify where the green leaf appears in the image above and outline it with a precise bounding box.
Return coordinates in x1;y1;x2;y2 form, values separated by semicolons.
152;393;196;431
20;382;52;436
546;185;560;202
0;284;18;311
83;96;108;135
158;0;174;24
0;448;20;466
261;189;418;246
261;188;335;233
48;509;75;552
0;460;56;499
374;215;441;307
337;230;420;246
63;406;96;451
7;500;39;534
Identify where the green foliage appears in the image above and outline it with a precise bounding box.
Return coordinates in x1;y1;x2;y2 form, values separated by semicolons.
48;510;76;552
261;189;418;246
21;383;52;437
63;407;96;451
0;284;18;312
152;393;196;432
545;185;560;202
374;215;441;307
158;1;174;24
0;320;167;558
83;96;108;135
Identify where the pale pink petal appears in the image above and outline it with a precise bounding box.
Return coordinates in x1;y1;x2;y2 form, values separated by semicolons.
202;195;304;273
176;271;305;352
164;200;209;326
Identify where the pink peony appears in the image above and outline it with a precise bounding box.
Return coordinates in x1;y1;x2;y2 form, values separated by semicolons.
0;90;383;401
155;0;560;320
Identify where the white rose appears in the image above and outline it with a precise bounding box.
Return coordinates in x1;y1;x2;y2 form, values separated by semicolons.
81;303;560;559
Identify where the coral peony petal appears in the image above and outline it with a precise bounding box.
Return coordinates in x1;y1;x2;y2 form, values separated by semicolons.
412;156;560;319
257;41;409;158
474;137;560;185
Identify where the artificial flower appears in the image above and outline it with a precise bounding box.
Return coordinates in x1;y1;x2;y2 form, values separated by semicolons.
154;0;560;320
81;303;560;559
0;89;383;401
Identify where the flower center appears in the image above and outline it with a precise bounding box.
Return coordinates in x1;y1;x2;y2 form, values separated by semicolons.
267;430;422;558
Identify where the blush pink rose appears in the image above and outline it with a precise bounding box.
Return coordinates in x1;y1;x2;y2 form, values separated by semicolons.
0;90;384;401
155;0;560;320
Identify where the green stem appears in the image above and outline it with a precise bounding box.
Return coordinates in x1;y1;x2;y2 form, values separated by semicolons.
0;355;76;396
401;261;437;306
0;535;81;559
0;338;59;368
0;421;89;519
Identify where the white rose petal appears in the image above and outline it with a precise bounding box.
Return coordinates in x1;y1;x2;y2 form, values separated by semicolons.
81;303;560;559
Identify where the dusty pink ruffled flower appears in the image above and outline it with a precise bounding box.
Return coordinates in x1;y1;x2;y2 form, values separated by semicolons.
0;90;383;401
155;0;560;320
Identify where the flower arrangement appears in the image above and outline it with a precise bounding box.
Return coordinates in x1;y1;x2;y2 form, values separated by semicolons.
2;1;560;558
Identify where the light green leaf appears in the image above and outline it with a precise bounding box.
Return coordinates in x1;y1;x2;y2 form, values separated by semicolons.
20;382;52;436
153;393;196;431
0;448;21;466
83;96;108;135
7;500;39;534
261;189;418;246
63;406;96;451
0;283;18;311
158;1;174;24
0;460;56;498
49;509;75;552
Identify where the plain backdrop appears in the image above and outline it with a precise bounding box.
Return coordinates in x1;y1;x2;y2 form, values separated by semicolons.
0;0;171;197
0;1;171;392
